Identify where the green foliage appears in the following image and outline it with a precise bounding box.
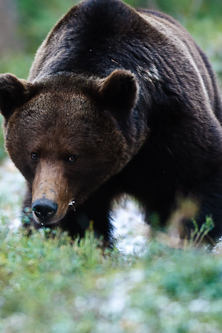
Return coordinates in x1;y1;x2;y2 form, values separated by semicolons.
0;53;33;79
153;0;222;20
16;0;79;54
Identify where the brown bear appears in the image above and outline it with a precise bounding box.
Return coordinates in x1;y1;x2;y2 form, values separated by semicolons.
0;0;222;244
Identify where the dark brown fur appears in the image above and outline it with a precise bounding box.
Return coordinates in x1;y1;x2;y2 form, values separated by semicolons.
1;0;222;243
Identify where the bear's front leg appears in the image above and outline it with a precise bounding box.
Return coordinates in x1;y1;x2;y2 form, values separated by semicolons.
60;187;115;246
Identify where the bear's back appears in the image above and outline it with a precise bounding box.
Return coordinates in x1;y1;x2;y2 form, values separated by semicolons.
29;0;221;123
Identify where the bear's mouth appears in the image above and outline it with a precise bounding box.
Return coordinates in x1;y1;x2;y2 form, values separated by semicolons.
32;211;64;227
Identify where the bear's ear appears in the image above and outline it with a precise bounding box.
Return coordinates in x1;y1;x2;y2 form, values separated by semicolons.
98;70;138;115
0;73;35;121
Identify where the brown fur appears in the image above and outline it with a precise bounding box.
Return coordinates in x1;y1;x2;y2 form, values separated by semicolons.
1;0;222;243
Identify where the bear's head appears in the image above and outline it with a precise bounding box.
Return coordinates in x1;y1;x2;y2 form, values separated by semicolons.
0;70;139;226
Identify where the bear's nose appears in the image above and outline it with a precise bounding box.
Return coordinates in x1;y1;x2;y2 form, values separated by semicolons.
32;199;58;223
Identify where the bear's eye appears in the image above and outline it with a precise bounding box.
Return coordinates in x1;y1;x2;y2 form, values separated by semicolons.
67;155;77;163
31;152;39;162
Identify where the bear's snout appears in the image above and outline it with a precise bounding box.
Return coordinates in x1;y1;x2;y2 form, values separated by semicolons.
32;199;58;225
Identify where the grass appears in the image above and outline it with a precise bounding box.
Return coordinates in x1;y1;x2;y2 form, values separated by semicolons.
1;224;222;332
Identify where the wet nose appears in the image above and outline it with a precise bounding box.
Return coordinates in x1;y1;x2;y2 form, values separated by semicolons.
32;199;58;223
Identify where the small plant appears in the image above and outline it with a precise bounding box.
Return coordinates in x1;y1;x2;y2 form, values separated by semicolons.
190;216;215;247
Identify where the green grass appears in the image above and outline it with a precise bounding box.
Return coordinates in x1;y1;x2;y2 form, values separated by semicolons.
1;225;222;332
1;175;222;332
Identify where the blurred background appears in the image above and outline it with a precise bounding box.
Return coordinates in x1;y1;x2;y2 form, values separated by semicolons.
0;0;222;161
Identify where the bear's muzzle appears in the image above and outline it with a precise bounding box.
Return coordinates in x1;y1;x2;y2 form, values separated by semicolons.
32;198;58;225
